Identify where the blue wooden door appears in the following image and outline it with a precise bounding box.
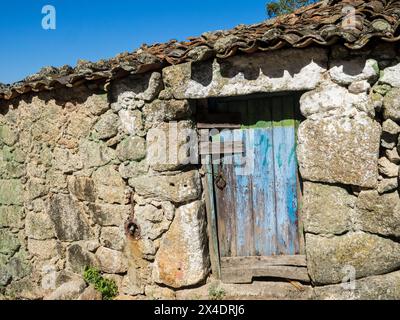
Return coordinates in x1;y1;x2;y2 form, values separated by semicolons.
211;95;300;257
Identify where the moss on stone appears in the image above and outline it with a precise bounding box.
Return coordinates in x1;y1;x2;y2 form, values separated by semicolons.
373;83;392;96
0;180;24;205
0;125;18;147
0;230;20;256
371;60;380;75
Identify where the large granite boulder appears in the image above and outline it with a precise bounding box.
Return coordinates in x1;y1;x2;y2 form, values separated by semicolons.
302;182;355;235
152;201;209;288
314;270;400;300
297;114;381;188
356;190;400;237
48;194;93;241
306;232;400;285
163;48;327;99
129;171;201;204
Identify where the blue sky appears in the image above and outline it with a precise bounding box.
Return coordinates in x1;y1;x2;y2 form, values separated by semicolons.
0;0;269;84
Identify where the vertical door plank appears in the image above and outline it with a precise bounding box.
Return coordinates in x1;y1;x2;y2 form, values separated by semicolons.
293;95;306;255
213;129;237;257
233;129;255;257
272;96;299;255
203;153;221;279
286;95;301;255
229;100;255;257
248;98;277;256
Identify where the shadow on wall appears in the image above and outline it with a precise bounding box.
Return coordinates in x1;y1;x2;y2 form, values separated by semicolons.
191;60;214;87
1;83;107;114
190;49;332;84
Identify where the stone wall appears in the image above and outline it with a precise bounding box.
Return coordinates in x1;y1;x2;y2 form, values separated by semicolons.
0;73;208;300
162;43;400;299
297;44;400;298
1;42;400;300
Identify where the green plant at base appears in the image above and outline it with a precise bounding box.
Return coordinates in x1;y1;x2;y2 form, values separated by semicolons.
208;284;226;300
83;266;118;300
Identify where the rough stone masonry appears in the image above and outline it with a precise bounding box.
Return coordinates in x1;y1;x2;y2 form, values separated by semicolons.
1;40;400;300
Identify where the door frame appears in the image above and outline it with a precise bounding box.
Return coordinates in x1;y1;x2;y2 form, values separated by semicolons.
197;93;308;284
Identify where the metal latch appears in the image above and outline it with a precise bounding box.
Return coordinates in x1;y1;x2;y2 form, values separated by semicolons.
215;162;226;190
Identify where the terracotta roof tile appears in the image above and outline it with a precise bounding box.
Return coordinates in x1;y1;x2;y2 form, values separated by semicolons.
1;0;400;101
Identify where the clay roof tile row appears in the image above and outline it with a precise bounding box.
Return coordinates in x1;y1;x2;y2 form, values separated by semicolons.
1;0;400;101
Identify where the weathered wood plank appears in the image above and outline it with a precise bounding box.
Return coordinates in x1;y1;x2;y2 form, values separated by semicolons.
221;265;310;284
219;99;253;257
294;95;306;255
213;129;237;257
203;154;221;279
220;255;307;268
199;141;244;155
248;98;277;256
234;129;255;256
272;96;300;255
221;269;253;284
197;123;241;129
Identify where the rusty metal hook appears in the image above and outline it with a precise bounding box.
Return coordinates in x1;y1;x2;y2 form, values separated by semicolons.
124;196;141;240
215;161;227;190
125;218;141;240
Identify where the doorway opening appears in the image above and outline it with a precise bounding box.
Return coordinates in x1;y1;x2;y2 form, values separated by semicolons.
197;93;309;284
